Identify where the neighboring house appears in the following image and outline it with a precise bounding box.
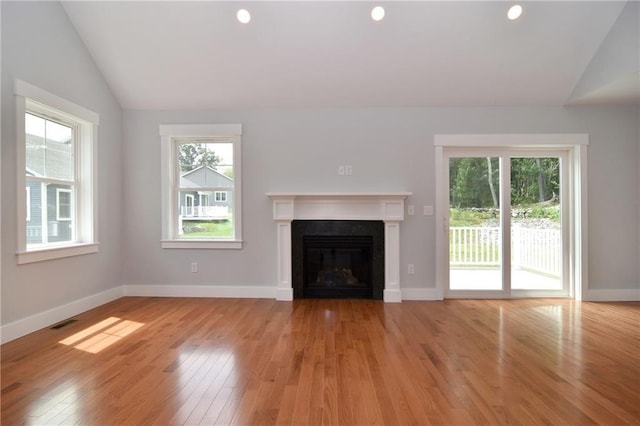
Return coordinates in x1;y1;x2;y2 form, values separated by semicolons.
25;174;42;244
179;165;233;220
25;134;73;244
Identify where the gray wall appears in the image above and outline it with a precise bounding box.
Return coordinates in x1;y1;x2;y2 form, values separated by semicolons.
1;1;123;325
122;106;639;293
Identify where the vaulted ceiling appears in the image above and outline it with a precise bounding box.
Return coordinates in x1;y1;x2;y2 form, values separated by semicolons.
62;1;638;110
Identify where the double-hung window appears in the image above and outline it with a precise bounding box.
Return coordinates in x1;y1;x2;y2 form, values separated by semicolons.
15;80;99;264
215;191;228;202
160;124;242;249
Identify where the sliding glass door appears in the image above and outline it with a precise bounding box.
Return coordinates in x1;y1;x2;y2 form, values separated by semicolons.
446;150;569;297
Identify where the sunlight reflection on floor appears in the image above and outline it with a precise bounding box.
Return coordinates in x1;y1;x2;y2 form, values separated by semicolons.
59;317;145;354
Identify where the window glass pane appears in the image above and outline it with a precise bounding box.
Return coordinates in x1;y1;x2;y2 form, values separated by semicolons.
26;182;43;245
176;141;234;240
45;120;73;181
25;113;73;181
510;157;562;291
49;184;73;242
57;188;72;220
26;183;74;247
177;190;233;239
178;142;233;188
25;113;46;176
449;157;502;291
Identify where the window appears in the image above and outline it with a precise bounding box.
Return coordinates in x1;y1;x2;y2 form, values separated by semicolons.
160;124;242;249
56;188;72;221
215;191;227;202
16;80;99;264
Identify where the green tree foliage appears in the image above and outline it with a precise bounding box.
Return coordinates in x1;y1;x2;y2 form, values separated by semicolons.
450;157;499;208
450;157;559;208
510;158;559;205
178;143;220;172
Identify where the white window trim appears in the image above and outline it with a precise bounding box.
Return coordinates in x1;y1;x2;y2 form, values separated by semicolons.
15;80;99;264
434;134;589;301
160;124;242;249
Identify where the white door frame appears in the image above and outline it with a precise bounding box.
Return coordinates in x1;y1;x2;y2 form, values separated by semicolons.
434;134;589;300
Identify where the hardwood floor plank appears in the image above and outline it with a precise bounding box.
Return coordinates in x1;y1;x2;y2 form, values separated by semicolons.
2;297;639;425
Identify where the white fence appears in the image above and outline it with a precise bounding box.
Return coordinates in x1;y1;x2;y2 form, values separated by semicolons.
181;206;229;219
450;226;561;277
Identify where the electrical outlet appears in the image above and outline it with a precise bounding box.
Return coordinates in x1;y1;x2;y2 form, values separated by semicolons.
408;205;415;215
338;165;345;175
408;264;415;274
191;262;198;273
345;165;353;176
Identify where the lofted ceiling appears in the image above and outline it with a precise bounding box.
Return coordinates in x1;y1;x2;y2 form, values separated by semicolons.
61;1;636;110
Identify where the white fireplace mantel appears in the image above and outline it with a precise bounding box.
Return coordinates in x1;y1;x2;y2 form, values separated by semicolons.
266;192;411;302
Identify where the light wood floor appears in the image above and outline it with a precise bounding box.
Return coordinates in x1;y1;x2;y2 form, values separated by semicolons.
2;297;639;425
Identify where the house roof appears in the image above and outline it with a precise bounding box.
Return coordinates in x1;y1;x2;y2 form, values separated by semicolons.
181;165;232;180
25;134;73;180
180;165;233;189
61;1;638;109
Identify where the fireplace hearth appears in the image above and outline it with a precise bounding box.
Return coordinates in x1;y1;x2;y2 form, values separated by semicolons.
292;220;384;299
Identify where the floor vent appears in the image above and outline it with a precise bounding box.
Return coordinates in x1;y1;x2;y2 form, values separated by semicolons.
50;319;77;330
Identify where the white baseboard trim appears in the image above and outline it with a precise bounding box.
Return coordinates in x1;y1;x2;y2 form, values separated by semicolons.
383;289;402;303
123;284;277;299
401;287;444;301
276;288;293;301
586;288;640;301
1;286;123;344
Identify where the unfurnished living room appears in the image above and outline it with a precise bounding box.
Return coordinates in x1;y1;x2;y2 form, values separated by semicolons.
1;1;639;425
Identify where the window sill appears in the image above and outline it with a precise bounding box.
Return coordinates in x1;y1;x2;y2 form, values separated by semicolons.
161;239;243;250
17;242;99;264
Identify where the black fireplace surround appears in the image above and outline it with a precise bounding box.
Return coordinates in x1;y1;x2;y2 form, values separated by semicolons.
292;220;385;299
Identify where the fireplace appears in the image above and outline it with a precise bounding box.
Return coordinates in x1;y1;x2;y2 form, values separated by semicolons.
292;220;384;299
266;192;410;302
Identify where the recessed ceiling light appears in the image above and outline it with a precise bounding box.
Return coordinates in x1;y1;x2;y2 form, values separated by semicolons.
237;9;251;24
507;5;523;21
371;6;385;22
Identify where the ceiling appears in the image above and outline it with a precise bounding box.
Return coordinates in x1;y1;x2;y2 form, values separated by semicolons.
61;1;636;110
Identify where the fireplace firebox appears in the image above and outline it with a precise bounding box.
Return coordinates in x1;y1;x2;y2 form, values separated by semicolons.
292;220;384;299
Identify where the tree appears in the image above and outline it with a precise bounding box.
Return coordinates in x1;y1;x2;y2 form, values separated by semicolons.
178;143;220;172
510;158;559;205
486;157;498;208
450;157;498;208
536;158;547;202
450;157;559;209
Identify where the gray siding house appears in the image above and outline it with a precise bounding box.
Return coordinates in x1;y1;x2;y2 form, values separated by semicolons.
25;134;73;244
179;165;233;220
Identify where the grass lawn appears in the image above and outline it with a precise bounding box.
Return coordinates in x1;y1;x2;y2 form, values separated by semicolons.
449;208;495;227
182;220;233;238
